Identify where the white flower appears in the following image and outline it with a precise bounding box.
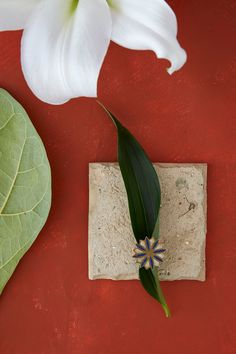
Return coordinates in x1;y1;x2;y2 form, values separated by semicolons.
0;0;186;104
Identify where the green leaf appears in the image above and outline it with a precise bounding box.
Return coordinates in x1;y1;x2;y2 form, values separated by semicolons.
103;109;160;241
139;268;170;317
99;102;170;317
0;89;51;294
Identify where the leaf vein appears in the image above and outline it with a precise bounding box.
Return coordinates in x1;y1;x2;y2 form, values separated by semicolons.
0;119;27;214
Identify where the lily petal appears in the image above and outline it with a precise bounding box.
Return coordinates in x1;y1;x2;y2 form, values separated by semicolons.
109;0;186;73
0;0;38;31
21;0;112;104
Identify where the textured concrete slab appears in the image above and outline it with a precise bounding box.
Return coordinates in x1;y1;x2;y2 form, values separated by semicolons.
89;163;207;281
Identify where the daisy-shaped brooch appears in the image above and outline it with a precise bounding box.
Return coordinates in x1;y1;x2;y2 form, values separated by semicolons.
133;237;165;270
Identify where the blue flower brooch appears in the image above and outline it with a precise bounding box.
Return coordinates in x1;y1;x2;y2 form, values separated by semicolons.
133;237;166;270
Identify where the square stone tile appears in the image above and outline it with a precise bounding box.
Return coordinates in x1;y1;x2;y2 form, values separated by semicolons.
88;163;207;281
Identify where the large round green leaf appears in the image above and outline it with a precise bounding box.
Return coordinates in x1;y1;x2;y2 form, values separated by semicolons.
0;89;51;294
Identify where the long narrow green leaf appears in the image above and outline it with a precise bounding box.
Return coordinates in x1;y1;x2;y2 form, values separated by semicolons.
99;103;170;317
101;108;160;241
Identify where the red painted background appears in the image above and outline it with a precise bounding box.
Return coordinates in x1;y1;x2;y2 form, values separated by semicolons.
0;1;236;353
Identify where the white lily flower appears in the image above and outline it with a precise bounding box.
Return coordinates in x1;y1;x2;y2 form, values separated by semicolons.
0;0;186;104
